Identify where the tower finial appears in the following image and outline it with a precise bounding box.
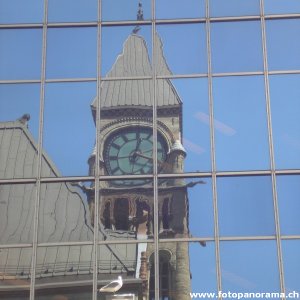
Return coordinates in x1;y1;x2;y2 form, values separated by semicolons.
132;1;143;34
137;1;144;21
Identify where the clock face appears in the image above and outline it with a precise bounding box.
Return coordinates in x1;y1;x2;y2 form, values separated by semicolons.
104;127;167;186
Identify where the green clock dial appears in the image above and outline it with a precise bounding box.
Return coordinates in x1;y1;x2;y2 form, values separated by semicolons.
104;127;167;186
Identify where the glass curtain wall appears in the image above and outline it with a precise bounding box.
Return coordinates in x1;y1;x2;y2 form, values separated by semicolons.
0;0;299;299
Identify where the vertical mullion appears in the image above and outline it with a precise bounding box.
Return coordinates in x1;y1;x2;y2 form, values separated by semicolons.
151;0;160;299
93;0;102;299
29;0;48;299
205;0;222;298
260;0;285;299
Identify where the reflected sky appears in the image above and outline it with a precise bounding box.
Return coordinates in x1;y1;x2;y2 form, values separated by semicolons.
220;241;280;294
0;29;42;80
269;74;300;169
213;76;270;171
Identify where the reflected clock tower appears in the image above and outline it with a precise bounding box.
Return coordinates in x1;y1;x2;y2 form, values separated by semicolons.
87;17;192;299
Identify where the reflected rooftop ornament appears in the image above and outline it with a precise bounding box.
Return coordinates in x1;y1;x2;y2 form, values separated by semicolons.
169;140;187;156
132;1;144;34
137;1;144;20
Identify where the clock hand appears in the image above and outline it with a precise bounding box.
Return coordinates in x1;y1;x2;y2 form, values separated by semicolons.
135;137;143;152
134;152;152;160
134;152;164;166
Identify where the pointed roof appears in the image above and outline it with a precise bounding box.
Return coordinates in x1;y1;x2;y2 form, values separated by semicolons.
91;33;182;111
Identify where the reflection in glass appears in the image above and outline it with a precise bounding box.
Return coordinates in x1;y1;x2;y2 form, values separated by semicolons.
0;184;36;245
103;127;164;181
211;21;263;73
35;245;93;300
277;175;300;235
188;178;214;238
0;84;40;142
217;176;275;236
156;24;207;75
210;0;260;17
0;0;43;24
0;247;31;299
189;242;217;294
48;0;97;23
102;0;151;21
0;29;42;80
156;0;205;19
269;75;300;169
213;76;270;171
167;78;211;172
38;182;93;243
155;245;191;299
46;27;97;79
282;240;300;294
0;84;40;179
266;19;300;71
264;0;300;15
157;177;213;239
101;25;152;77
43;82;95;176
148;242;217;299
220;241;280;294
98;243;149;299
97;180;154;240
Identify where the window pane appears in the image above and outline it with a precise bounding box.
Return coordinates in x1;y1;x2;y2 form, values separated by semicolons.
210;0;260;17
157;78;211;173
101;26;152;77
282;240;300;294
277;175;300;236
102;0;151;21
156;24;207;75
213;76;270;171
0;184;36;245
99;180;154;240
0;0;43;24
0;29;42;80
48;0;97;23
99;243;149;298
217;176;275;236
46;27;97;79
211;21;263;73
35;245;93;299
156;0;205;19
156;242;217;298
189;242;217;294
158;177;214;240
42;82;96;177
220;241;280;295
265;0;300;15
266;19;300;71
0;84;40;179
188;177;214;238
269;75;300;169
0;247;31;299
38;181;93;243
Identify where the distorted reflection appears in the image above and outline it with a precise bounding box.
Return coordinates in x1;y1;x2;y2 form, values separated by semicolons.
0;4;208;299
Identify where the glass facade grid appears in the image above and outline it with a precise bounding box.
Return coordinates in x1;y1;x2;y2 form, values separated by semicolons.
0;0;299;300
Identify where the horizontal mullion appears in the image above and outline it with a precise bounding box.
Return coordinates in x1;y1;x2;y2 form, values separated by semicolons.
1;14;300;30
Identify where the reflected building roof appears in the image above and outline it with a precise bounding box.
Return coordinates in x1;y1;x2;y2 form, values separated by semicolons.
0;120;137;281
91;33;182;113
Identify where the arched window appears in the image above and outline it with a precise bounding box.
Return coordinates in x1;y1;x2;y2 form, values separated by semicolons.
103;201;111;229
162;198;170;230
149;251;172;300
114;198;129;230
